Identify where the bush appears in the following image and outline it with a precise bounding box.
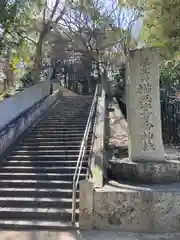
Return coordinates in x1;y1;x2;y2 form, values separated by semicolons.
160;61;180;90
0;90;11;101
19;70;36;88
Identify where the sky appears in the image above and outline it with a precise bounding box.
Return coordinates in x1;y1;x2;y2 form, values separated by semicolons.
48;0;143;43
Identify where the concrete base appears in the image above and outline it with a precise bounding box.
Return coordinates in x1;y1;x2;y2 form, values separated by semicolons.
108;157;180;184
93;181;180;233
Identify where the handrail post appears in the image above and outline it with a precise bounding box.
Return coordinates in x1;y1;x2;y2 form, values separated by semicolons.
71;181;76;224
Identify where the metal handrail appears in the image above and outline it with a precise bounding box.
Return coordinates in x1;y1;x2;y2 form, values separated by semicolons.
71;84;99;224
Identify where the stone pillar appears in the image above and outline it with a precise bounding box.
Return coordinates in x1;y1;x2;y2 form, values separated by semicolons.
91;88;106;187
126;47;164;162
79;179;94;229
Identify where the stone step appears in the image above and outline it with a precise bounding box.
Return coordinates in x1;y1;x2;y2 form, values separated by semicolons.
40;117;88;121
53;104;91;106
0;180;74;189
0;220;74;230
23;137;87;142
47;110;89;113
0;196;78;209
34;126;91;131
0;173;85;181
46;116;88;118
49;106;90;109
31;126;85;132
0;166;87;174
45;114;89;118
0;188;79;198
52;101;91;104
4;160;88;167
10;149;90;155
56;97;92;100
0;207;78;221
46;114;89;117
49;107;91;110
30;130;87;134
6;154;88;160
38;121;88;124
0;180;72;189
46;115;87;118
22;136;88;141
35;126;86;130
54;103;91;106
50;102;91;105
36;124;87;128
41;119;88;122
51;109;90;111
27;133;88;138
29;131;87;135
18;141;88;146
15;145;90;150
51;103;91;105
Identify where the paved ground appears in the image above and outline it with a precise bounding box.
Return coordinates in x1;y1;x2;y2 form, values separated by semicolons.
1;230;180;240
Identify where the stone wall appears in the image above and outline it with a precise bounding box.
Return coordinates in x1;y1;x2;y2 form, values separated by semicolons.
93;184;153;232
0;80;50;129
90;88;107;187
108;98;128;158
80;179;180;233
0;89;60;155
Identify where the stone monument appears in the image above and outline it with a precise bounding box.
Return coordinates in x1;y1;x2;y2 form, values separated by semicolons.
126;47;164;162
110;47;180;184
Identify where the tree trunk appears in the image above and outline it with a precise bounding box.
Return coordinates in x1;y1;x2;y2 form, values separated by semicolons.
96;59;112;99
33;24;49;82
33;39;43;82
3;62;14;91
101;68;112;99
3;78;7;91
0;0;6;12
6;63;14;87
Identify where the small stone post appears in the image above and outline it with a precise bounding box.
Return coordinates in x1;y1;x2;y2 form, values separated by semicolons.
79;179;94;229
126;48;164;162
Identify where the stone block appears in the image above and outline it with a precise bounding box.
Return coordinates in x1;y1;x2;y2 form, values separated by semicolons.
93;181;180;233
94;183;153;232
152;191;180;233
109;158;180;184
79;179;94;230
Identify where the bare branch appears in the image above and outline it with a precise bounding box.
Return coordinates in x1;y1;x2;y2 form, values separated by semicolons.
50;0;60;20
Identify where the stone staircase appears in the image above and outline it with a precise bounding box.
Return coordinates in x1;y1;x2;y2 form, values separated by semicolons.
0;95;94;230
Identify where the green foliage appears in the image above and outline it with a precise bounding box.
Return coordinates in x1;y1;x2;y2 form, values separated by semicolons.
111;68;126;97
0;89;11;101
19;70;36;88
0;0;38;64
160;61;180;89
138;0;180;58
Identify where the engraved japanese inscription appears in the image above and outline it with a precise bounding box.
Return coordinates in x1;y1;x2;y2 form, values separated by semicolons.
136;57;156;152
